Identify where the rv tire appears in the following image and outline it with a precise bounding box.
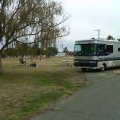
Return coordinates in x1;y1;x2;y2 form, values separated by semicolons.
101;64;106;71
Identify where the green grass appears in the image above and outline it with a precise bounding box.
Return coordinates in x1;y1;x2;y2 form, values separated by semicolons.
0;57;85;120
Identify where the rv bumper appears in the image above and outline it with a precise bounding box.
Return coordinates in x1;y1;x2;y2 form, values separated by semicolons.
74;59;104;70
74;60;98;67
81;66;102;70
75;66;101;70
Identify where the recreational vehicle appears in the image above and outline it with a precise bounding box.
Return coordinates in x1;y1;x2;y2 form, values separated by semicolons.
74;39;120;71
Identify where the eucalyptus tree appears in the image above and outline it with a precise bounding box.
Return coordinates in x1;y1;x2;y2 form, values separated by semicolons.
0;0;69;73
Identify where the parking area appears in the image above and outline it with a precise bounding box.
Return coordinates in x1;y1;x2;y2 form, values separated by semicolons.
31;69;120;120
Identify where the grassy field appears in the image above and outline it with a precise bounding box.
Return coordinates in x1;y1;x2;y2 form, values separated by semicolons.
0;57;86;120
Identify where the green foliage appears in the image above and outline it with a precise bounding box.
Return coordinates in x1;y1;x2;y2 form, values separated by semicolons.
17;43;30;56
39;48;45;55
106;35;115;40
3;48;19;57
2;43;47;57
117;39;120;41
46;47;58;57
0;0;69;53
63;47;68;53
31;44;40;56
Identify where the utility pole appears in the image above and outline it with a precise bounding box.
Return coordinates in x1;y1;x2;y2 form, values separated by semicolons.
94;29;101;39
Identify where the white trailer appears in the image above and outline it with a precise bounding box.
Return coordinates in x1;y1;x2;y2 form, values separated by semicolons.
74;39;120;71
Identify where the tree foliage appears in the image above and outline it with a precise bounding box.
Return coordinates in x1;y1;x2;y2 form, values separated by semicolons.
46;47;58;57
0;0;69;53
106;35;115;40
63;47;68;53
2;44;58;57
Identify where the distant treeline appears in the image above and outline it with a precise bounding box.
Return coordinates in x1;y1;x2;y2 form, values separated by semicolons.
2;43;58;58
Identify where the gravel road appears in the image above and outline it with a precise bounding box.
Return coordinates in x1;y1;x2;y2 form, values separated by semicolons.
31;70;120;120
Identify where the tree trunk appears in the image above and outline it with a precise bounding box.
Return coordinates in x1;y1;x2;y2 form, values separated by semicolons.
0;55;3;74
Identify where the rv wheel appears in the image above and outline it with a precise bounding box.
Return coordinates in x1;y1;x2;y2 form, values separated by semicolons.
101;64;106;71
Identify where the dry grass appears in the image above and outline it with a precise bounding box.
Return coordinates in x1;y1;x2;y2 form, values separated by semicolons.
0;56;85;120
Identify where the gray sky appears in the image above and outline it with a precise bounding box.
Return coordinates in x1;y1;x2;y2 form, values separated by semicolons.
57;0;120;51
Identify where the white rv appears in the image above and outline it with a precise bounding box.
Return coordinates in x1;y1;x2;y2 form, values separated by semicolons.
74;39;120;71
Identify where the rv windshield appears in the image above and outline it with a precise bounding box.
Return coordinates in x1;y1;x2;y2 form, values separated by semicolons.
74;44;106;56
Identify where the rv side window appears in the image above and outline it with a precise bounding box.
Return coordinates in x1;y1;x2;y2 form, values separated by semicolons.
118;48;120;51
106;45;113;53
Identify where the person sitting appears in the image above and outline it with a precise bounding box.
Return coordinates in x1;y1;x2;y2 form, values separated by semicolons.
19;57;26;65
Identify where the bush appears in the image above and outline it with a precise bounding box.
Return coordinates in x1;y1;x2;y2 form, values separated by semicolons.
46;47;58;57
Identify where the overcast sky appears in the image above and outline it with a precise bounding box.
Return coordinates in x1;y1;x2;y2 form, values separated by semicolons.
57;0;120;51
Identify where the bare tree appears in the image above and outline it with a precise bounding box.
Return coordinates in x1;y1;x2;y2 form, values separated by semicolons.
0;0;69;73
